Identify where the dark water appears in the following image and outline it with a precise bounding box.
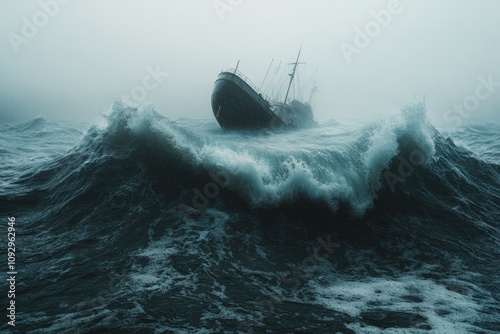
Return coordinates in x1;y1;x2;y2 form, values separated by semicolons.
1;101;499;333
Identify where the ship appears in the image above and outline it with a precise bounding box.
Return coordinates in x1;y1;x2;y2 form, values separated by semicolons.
211;47;317;130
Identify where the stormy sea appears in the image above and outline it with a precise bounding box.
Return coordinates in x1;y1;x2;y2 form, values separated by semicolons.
1;101;499;333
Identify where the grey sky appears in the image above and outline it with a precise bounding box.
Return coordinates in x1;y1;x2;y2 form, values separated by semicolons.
1;0;499;125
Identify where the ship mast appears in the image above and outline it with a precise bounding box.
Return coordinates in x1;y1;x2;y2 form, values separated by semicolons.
283;45;306;104
308;68;319;105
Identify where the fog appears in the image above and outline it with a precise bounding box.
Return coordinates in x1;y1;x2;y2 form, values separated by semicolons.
1;0;499;126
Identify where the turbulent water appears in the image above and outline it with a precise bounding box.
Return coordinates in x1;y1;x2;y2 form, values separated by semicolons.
1;101;499;333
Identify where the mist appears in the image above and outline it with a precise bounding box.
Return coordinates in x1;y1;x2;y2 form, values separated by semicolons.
1;0;499;126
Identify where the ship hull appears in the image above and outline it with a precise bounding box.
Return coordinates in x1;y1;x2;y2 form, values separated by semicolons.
211;72;285;130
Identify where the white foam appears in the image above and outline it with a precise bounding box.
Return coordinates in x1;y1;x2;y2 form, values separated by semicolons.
125;208;232;297
200;101;435;216
96;100;437;216
314;275;488;333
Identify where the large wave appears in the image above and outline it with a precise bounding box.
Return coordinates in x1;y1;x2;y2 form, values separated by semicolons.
7;100;497;222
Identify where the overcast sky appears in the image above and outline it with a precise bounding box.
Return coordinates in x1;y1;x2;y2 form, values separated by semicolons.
1;0;499;126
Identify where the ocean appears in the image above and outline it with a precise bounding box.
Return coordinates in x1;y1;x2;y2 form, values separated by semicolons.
0;101;499;333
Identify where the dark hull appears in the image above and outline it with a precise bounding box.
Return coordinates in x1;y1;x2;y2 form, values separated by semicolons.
211;72;285;130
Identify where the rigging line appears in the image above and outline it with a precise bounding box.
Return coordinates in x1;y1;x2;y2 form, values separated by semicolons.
294;66;318;103
259;58;274;91
284;45;306;104
270;65;288;101
300;66;314;91
266;62;278;85
296;68;303;101
265;61;283;96
308;68;320;105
